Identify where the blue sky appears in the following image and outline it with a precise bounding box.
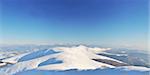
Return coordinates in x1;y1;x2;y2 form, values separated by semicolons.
0;0;148;49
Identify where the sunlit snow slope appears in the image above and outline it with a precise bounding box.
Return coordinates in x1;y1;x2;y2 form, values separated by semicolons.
0;45;149;75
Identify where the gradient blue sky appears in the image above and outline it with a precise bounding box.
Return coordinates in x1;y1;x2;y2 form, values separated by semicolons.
0;0;149;49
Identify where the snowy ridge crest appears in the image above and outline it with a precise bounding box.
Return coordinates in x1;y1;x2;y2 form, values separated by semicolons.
0;45;149;75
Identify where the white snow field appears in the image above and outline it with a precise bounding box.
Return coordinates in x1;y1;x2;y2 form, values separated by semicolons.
0;45;149;75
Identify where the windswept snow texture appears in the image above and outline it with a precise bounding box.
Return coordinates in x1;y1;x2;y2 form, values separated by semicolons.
19;49;60;62
38;58;63;66
0;45;149;75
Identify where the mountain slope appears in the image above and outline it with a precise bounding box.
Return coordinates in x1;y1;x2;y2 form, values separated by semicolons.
0;45;149;75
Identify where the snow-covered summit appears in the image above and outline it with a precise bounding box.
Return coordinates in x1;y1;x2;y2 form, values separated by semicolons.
0;45;149;75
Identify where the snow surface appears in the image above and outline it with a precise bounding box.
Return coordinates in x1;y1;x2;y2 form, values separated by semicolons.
1;53;30;64
0;45;149;75
120;66;150;71
0;63;7;67
15;68;150;75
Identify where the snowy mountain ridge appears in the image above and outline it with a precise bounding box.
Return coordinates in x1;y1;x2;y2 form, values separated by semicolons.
0;45;149;75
